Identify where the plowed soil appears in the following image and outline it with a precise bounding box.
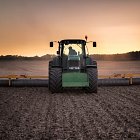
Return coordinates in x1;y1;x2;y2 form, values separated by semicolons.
0;86;140;140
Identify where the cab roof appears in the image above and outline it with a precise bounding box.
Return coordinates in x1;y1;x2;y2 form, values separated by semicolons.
60;39;86;44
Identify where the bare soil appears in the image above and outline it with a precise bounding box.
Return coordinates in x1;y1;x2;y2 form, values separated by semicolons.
0;60;140;76
0;86;140;140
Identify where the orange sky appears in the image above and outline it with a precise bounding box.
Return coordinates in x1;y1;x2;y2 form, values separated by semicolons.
0;0;140;56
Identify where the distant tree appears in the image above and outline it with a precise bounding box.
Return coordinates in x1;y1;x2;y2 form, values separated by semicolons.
0;51;139;61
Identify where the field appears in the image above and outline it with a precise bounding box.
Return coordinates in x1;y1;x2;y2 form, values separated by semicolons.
0;60;140;139
0;60;140;76
0;86;140;139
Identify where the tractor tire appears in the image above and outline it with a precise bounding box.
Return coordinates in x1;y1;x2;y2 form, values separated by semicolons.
86;68;98;93
49;61;52;70
49;68;62;93
48;61;52;90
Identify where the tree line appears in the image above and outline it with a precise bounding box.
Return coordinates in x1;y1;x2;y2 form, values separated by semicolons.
0;51;140;61
91;51;140;61
0;54;55;61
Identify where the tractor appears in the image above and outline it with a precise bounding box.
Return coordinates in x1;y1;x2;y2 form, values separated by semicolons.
49;37;98;93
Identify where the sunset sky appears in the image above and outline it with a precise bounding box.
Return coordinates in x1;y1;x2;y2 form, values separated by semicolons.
0;0;140;56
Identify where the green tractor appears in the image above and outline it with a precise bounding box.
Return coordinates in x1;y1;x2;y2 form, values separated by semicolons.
49;38;98;93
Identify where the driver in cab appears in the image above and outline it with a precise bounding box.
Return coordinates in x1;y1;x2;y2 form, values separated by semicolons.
68;46;77;55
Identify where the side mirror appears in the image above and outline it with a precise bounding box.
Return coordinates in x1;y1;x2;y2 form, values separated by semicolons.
57;51;60;55
93;42;96;47
50;42;53;47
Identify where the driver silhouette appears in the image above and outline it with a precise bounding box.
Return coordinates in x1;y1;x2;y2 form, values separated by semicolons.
69;46;77;55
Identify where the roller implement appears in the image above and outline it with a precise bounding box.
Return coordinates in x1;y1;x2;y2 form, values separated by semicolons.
0;74;140;87
49;38;98;93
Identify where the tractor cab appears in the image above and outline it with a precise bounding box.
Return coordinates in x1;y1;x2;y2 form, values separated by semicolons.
50;39;96;71
59;39;87;71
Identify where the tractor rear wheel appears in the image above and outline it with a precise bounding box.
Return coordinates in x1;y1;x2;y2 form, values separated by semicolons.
49;61;52;71
86;68;98;93
49;68;62;93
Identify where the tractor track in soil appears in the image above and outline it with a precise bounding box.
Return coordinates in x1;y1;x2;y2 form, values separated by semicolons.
0;86;140;140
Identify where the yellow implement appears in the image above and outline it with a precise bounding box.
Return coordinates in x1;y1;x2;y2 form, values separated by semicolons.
99;73;140;79
0;73;140;79
0;75;49;79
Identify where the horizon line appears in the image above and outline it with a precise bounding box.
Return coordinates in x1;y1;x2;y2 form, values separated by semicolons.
0;50;140;57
